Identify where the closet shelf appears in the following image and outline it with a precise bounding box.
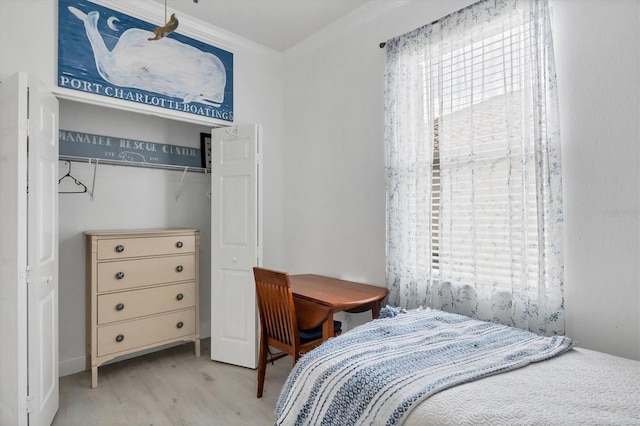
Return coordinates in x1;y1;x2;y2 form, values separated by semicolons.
58;155;211;201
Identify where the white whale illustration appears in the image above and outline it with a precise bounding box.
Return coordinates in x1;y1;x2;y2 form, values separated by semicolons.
68;6;226;106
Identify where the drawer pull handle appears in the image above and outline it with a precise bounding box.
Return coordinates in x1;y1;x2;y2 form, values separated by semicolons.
115;272;125;280
115;303;125;311
176;265;183;272
176;293;184;301
176;241;184;248
115;334;124;343
176;321;184;329
115;245;125;253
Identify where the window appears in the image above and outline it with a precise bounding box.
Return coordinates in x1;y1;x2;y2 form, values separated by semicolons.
384;0;565;335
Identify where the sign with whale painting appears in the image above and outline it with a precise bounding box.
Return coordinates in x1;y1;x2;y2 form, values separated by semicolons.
57;0;234;122
59;129;203;168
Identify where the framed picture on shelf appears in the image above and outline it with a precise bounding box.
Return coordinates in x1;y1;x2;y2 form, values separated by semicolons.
200;133;212;169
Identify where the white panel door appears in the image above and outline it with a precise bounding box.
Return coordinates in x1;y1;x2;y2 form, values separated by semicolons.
0;72;59;426
0;71;30;426
27;75;60;426
210;124;262;369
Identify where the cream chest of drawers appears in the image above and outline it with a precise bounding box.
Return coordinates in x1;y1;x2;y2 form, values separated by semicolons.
85;229;200;388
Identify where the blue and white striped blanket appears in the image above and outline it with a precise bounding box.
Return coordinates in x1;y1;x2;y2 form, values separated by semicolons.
275;308;574;426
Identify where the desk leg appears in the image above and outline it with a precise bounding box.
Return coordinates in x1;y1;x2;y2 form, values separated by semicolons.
371;301;382;319
322;312;335;341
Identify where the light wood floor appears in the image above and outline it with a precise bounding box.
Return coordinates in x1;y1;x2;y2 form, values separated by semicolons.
52;339;291;426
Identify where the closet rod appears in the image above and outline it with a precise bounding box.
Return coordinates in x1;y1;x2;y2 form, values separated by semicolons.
58;155;210;174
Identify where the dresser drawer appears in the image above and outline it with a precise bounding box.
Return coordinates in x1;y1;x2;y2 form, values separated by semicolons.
97;235;195;260
97;255;195;292
97;282;196;325
97;309;196;357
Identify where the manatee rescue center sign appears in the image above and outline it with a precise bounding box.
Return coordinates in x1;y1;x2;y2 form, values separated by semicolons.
59;130;203;168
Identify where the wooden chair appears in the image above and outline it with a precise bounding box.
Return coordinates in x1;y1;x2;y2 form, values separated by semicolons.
253;267;341;398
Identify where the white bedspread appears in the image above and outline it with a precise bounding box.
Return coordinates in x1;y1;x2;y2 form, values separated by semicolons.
405;346;640;425
275;308;575;426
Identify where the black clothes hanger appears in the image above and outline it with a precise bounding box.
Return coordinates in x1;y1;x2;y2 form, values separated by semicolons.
58;161;88;194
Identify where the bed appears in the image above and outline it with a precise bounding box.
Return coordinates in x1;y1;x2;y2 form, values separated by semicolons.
275;307;640;425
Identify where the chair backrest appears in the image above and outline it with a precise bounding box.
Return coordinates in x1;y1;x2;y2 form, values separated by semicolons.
253;267;300;352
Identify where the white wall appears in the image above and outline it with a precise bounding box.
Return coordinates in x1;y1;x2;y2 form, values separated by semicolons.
551;0;639;360
1;0;285;375
282;0;640;360
280;0;478;329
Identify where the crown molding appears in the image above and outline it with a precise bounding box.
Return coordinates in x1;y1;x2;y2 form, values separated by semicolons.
283;0;409;63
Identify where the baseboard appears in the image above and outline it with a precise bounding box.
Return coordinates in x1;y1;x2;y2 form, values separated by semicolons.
59;355;87;377
200;322;211;340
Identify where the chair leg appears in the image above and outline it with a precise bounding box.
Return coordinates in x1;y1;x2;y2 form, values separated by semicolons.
257;338;268;398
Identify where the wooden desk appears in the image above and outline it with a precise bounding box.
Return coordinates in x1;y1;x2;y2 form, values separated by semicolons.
289;274;388;341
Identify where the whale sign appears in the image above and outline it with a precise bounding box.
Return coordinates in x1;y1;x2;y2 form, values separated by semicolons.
58;0;234;122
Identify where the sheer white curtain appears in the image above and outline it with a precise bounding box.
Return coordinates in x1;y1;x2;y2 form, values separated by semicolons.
384;0;564;335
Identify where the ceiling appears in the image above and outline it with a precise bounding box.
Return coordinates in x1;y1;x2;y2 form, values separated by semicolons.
150;0;370;51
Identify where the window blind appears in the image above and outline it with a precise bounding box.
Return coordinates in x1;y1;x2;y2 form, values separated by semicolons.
429;16;542;292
